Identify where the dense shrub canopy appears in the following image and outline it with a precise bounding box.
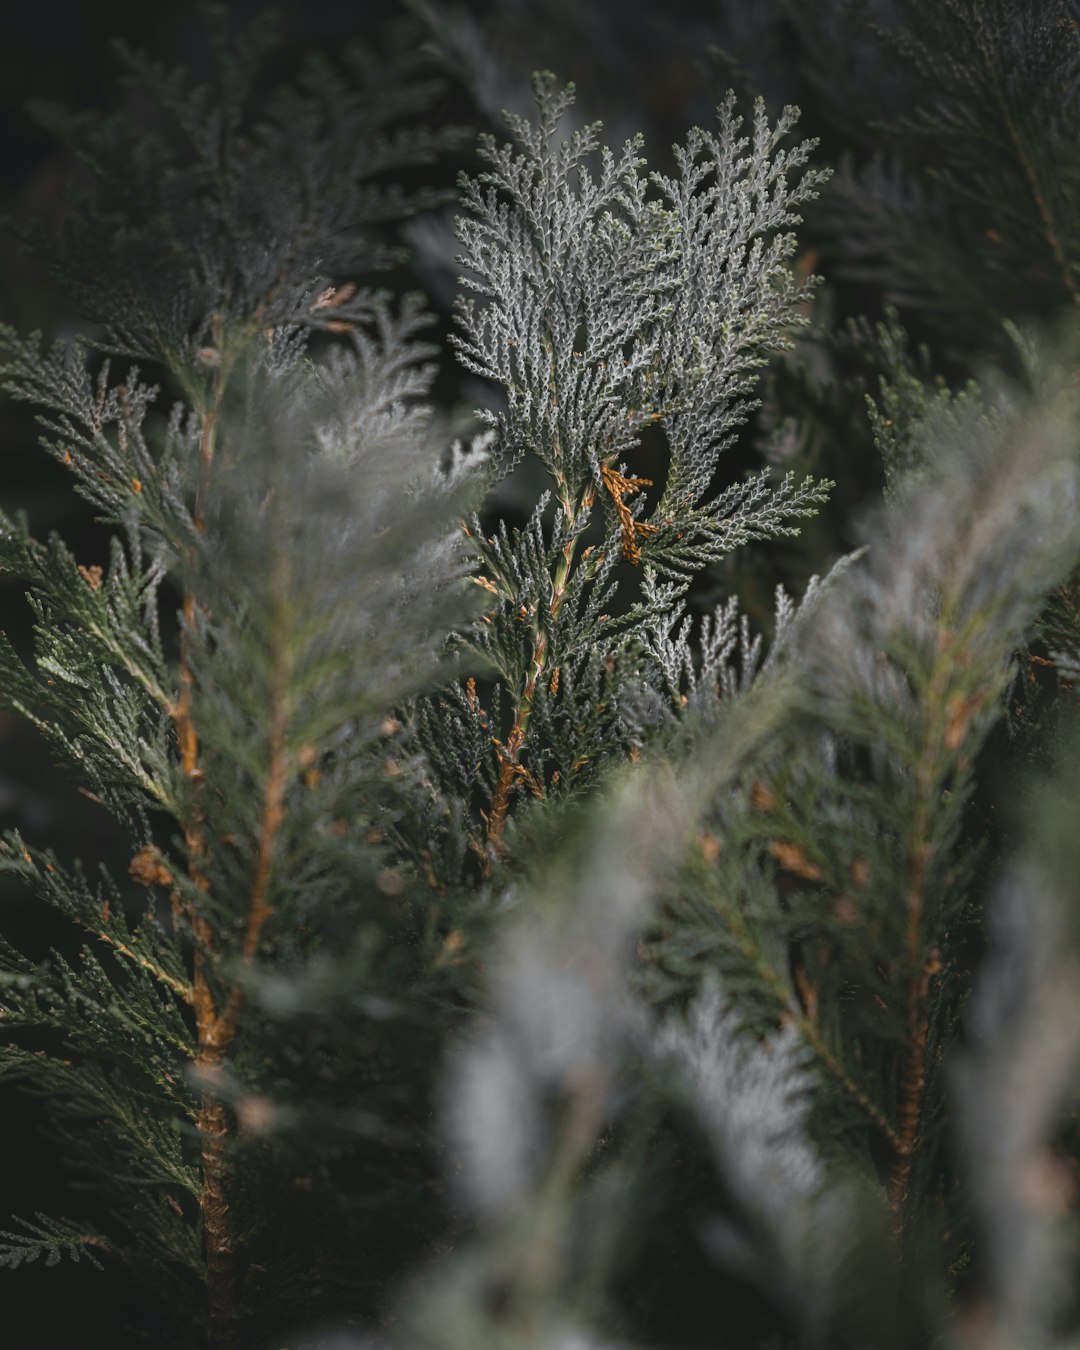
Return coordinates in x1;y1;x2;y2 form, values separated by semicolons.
1;3;1080;1347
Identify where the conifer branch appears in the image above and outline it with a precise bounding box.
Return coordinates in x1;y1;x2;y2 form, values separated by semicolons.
993;73;1077;297
802;1020;904;1157
483;479;595;862
82;613;178;721
192;481;300;1347
18;9;1080;1342
484;643;543;859
176;320;228;906
173;325;244;1345
887;632;952;1215
0;18;481;1339
218;535;291;1030
89;927;195;1006
600;463;659;564
719;880;903;1153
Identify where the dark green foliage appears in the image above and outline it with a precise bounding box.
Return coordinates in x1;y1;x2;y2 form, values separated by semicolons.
0;1213;108;1271
11;7;464;367
0;9;489;1345
2;4;1080;1349
819;0;1080;344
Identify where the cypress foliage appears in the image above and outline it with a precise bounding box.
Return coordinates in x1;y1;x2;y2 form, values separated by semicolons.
1;4;1079;1348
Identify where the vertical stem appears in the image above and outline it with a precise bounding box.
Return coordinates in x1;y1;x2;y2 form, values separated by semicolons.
170;329;281;1346
484;482;595;864
197;531;290;1348
887;636;950;1218
198;1057;235;1349
179;360;233;1344
485;626;547;854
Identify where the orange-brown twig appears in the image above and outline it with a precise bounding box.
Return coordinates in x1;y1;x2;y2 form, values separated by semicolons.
169;339;253;1349
485;628;547;860
600;463;659;564
888;947;941;1214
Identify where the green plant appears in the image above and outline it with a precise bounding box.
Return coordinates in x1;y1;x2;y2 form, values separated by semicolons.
3;5;1080;1349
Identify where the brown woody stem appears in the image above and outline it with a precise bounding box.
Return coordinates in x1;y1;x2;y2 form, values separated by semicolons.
168;333;258;1348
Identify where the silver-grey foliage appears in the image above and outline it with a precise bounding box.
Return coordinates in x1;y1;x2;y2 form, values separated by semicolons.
453;75;830;574
414;77;833;879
